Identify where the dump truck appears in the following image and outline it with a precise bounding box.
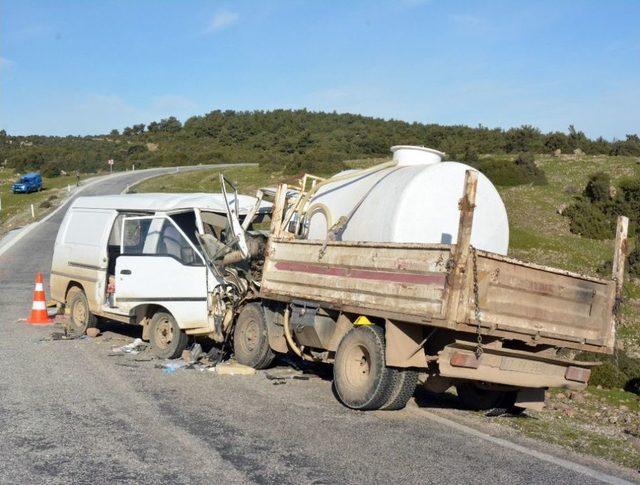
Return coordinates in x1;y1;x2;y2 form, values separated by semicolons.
229;149;628;412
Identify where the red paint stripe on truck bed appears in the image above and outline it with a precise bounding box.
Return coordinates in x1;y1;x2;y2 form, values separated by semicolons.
274;261;446;286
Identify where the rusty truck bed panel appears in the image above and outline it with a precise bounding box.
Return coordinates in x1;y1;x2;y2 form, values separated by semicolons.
457;251;616;349
260;239;617;353
262;240;451;320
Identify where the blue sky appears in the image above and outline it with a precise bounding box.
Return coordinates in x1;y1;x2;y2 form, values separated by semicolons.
1;0;639;139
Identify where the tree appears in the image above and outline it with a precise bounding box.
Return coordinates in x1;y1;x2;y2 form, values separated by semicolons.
504;125;542;153
158;116;182;133
544;132;568;153
110;129;119;136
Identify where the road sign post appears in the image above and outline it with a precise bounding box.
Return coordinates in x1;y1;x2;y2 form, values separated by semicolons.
108;159;114;173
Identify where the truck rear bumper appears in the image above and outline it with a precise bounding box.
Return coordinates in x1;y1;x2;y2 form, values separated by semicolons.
438;341;598;390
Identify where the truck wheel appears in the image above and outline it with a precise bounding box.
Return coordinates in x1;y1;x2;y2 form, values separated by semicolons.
381;368;419;410
234;303;275;369
334;325;396;410
456;382;516;410
66;287;97;335
149;312;188;359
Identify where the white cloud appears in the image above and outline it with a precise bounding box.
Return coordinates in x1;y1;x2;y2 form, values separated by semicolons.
204;10;239;34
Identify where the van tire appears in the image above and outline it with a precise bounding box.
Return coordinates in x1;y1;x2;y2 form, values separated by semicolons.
66;287;97;335
234;303;275;369
380;368;419;410
149;312;188;359
333;325;395;410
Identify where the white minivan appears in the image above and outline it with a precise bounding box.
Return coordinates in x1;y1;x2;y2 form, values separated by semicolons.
50;192;271;358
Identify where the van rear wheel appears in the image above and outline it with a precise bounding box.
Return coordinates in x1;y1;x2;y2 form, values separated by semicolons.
66;287;97;335
149;312;188;359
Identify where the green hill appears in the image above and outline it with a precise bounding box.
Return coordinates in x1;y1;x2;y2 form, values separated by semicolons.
2;109;640;177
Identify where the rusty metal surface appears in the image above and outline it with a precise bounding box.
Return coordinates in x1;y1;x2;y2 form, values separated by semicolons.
261;240;451;320
261;238;616;354
456;253;616;350
438;342;591;389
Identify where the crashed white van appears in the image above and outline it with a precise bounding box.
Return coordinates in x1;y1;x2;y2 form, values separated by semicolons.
51;189;271;358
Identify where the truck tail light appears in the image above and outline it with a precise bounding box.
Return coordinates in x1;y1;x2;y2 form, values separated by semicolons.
450;352;480;369
565;366;591;383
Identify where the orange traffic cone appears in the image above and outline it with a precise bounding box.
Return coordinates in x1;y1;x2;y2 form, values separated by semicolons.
26;272;53;325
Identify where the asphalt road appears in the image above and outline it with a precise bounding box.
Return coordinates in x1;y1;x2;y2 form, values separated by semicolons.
0;169;636;484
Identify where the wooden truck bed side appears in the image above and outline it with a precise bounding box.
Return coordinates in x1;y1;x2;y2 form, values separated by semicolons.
259;239;619;353
260;174;628;355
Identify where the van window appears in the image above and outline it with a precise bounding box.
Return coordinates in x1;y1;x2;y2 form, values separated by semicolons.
122;217;201;265
121;218;153;254
169;211;199;247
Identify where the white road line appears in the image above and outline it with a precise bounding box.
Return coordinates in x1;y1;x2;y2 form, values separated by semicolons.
419;409;633;485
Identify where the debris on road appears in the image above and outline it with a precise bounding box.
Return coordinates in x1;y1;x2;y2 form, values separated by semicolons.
111;338;147;355
182;343;203;363
86;328;101;338
210;361;256;376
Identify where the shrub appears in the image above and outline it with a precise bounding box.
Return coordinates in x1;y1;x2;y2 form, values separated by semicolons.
514;152;547;185
584;172;610;203
478;153;547;187
578;351;640;394
564;199;614;239
628;234;640;277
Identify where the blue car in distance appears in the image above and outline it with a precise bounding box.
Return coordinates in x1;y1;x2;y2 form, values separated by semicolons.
12;172;43;193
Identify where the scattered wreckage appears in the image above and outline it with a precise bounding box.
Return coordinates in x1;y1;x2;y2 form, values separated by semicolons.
50;147;629;412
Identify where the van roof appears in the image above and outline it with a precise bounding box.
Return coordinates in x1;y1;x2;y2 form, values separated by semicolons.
71;192;272;215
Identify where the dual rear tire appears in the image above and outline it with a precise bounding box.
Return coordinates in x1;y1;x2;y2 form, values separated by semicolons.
333;325;418;411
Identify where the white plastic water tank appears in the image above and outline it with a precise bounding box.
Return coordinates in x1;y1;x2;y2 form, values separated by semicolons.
305;146;509;255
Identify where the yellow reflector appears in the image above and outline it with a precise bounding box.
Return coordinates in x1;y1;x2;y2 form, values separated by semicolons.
354;315;372;326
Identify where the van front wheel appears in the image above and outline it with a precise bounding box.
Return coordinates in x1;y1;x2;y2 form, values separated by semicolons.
149;312;188;359
66;287;97;335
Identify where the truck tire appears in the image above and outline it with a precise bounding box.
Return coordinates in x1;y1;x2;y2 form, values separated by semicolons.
381;368;419;410
149;311;188;359
234;303;275;369
456;382;516;411
66;286;97;335
334;325;396;410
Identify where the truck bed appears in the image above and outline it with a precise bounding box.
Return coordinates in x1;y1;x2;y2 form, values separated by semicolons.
260;239;617;354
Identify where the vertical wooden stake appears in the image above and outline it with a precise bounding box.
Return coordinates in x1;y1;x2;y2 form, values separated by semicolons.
270;183;287;238
444;170;478;325
31;204;35;218
454;170;478;262
612;215;629;302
